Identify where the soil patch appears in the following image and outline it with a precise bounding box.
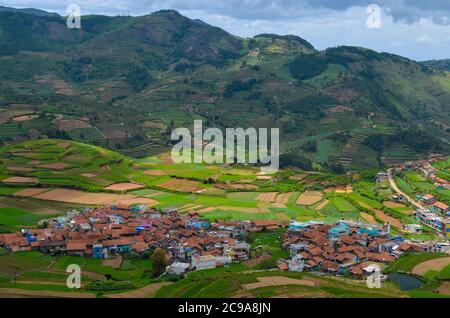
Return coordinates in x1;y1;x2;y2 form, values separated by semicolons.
257;192;278;202
296;191;323;206
38;163;71;170
412;257;450;276
32;188;158;206
3;176;38;184
106;282;173;298
374;209;402;228
105;183;145;191
14;188;51;197
243;277;318;290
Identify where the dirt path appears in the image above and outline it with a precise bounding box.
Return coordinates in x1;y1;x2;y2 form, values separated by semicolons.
106;282;173;298
0;288;96;298
387;169;424;210
437;281;450;295
412;257;450;276
242;277;319;290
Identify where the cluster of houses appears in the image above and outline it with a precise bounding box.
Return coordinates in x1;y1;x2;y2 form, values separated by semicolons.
397;159;449;190
278;220;426;276
413;194;450;237
0;204;278;274
387;158;450;237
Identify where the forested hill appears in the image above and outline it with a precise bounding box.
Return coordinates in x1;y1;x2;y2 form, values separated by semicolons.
0;7;449;170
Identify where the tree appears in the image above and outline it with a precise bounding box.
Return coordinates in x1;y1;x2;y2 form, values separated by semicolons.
150;248;169;277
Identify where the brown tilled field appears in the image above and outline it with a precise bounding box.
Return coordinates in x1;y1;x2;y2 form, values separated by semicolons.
383;201;406;208
242;277;318;290
31;188;158;206
296;191;323;206
360;212;378;224
106;282;173;298
412;257;450;276
12;115;38;122
143;170;166;176
55;119;91;131
437;281;450;295
6;166;34;172
2;176;38;183
38;163;72;170
315;200;329;211
275;192;295;204
289;174;307;181
158;178;202;193
14;188;51;197
104;183;145;191
257;192;278;202
373;209;402;228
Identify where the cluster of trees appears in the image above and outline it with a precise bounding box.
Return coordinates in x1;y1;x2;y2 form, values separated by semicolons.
364;128;443;153
63;57;93;83
150;248;169;277
223;78;261;98
286;93;333;118
288;54;328;80
174;62;197;72
127;66;152;92
279;153;312;170
301;140;317;152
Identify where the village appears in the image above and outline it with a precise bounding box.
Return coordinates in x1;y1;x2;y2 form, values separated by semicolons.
279;219;450;278
380;159;450;238
1;197;449;279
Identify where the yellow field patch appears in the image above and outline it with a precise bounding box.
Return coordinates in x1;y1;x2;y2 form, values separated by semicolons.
31;188;158;206
38;162;72;170
412;257;450;276
296;191;323;206
383;201;406;209
374;209;402;228
271;203;286;208
104;183;145;191
242;277;318;290
143;170;166;176
275;192;295;204
2;176;38;184
257;192;278;202
289;174;307;181
6;166;34;172
315;200;329;211
196;207;216;213
14;188;52;197
360;212;378;225
158;178;203;193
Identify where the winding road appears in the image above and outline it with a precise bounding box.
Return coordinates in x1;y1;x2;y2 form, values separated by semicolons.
387;168;424;210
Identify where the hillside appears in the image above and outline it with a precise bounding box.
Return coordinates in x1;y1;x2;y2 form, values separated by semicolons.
0;8;449;170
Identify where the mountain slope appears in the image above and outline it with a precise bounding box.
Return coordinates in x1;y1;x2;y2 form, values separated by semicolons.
0;8;448;170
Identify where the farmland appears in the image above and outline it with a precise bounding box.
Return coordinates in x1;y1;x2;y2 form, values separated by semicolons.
0;139;434;241
0;139;447;298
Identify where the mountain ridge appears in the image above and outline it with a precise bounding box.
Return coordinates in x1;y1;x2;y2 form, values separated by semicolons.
0;8;448;170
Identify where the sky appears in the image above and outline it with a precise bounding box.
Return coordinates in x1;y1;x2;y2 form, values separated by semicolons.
1;0;450;61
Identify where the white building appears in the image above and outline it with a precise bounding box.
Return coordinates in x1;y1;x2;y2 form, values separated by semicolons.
191;255;217;271
166;262;190;275
288;254;304;272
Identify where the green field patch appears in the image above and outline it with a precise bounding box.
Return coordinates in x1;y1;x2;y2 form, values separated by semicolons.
0;207;52;231
385;253;445;274
330;197;358;212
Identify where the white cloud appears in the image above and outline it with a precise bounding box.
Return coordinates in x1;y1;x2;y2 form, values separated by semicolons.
1;0;450;60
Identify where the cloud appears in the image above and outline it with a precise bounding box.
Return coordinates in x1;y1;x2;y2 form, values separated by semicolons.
4;0;450;23
1;0;450;60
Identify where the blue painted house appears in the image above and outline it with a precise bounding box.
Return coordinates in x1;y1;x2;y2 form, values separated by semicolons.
328;222;350;239
187;219;210;229
93;244;104;259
